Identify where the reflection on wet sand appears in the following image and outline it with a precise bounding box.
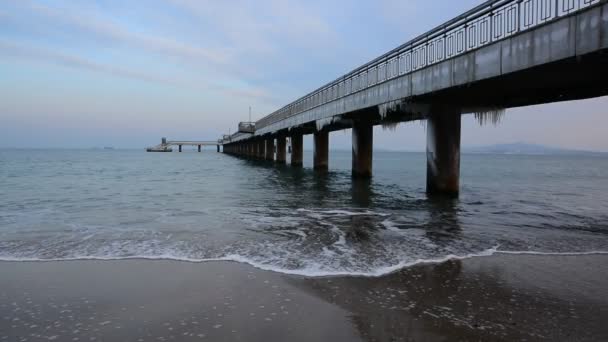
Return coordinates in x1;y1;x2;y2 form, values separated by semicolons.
288;254;608;341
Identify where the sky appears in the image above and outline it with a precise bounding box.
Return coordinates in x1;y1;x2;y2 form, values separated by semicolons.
0;0;607;151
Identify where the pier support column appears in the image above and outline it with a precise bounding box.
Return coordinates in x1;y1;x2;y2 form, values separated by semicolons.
352;120;373;178
198;145;201;152
426;107;461;197
276;136;286;164
179;145;182;153
265;138;274;161
258;140;265;159
217;145;220;153
313;131;329;172
291;134;303;167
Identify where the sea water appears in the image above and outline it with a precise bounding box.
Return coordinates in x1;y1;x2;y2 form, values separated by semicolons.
1;149;607;276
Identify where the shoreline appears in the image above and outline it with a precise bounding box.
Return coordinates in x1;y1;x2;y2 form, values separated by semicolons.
1;248;608;278
2;253;607;341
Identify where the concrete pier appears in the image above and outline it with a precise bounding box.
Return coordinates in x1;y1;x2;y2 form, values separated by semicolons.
291;134;303;167
198;145;201;152
276;136;286;164
265;138;274;161
313;131;329;172
426;107;461;197
179;145;182;153
217;145;220;153
216;2;608;198
352;120;373;178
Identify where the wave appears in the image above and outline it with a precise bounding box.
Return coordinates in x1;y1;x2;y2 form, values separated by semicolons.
2;247;608;278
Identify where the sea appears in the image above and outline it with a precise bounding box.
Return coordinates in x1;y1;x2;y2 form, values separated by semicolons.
1;149;608;277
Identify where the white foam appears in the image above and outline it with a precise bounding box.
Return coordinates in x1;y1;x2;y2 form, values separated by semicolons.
495;250;608;256
381;219;401;232
0;246;502;278
2;247;607;278
298;208;390;217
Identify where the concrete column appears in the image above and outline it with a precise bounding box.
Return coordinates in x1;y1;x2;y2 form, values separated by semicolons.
265;138;274;161
258;140;265;159
352;120;373;178
179;145;182;153
291;134;303;167
276;136;286;164
426;107;461;197
313;131;329;171
217;145;220;153
198;145;202;152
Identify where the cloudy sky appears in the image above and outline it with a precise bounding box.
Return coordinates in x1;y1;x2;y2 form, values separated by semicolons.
1;0;607;151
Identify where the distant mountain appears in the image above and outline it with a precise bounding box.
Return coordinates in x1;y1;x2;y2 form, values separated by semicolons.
464;143;604;155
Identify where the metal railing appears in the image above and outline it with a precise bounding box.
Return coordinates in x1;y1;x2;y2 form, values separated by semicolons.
255;0;602;131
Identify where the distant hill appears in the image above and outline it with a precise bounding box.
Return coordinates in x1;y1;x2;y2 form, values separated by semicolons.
464;143;605;155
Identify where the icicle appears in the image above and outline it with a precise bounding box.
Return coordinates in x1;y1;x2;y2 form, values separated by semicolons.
381;122;400;131
316;117;335;131
474;109;505;126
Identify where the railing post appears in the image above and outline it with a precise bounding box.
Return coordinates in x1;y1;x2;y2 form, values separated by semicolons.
464;23;468;52
489;9;494;43
443;27;447;60
517;0;522;33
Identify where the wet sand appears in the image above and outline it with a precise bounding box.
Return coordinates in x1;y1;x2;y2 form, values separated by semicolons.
1;254;607;341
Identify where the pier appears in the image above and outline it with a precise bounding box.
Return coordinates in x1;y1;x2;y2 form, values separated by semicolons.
146;138;221;153
218;0;608;197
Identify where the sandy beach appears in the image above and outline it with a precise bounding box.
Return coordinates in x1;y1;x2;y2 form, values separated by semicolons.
1;254;607;341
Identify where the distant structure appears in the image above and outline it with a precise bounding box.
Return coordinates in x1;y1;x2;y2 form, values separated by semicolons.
146;137;221;153
219;0;608;197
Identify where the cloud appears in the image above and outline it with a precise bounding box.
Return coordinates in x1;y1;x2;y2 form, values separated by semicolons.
0;40;176;85
17;0;233;66
0;39;274;101
165;0;337;54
